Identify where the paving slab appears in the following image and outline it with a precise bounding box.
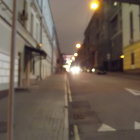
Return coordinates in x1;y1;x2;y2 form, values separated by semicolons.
0;74;68;140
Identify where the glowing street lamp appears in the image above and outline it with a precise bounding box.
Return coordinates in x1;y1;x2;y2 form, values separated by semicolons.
114;1;118;6
76;43;81;49
90;0;100;11
72;56;75;61
66;60;71;65
120;55;125;59
74;53;78;57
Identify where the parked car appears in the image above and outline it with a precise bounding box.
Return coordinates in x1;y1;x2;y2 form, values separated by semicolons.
96;69;107;75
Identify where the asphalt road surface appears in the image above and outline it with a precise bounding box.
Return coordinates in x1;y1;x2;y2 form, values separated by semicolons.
68;73;140;140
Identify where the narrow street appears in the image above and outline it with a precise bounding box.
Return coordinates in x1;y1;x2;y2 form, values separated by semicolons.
0;73;140;140
68;73;140;140
1;0;140;140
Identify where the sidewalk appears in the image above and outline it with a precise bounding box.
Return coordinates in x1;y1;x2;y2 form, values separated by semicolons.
0;74;69;140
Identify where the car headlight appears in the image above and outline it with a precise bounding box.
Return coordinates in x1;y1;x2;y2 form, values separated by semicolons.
92;68;95;72
70;66;81;74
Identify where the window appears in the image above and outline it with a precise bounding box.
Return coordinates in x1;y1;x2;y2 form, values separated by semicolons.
131;52;135;65
32;58;35;74
30;57;35;74
30;13;34;36
130;12;134;40
36;23;39;41
36;23;40;42
139;6;140;32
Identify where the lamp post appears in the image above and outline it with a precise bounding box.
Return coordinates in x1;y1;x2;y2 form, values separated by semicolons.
7;0;17;140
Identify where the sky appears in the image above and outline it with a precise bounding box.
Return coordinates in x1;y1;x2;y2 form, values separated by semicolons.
50;0;93;55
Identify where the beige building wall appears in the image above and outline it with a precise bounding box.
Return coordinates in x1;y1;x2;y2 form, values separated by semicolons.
122;4;140;47
122;3;140;72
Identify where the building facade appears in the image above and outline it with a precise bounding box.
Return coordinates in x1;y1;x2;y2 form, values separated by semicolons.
0;0;60;92
80;1;140;73
122;4;140;73
80;0;122;71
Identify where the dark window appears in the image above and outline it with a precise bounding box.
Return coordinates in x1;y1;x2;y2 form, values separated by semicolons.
96;33;100;40
32;58;35;74
57;59;60;64
131;52;135;65
30;57;35;74
110;15;118;35
139;6;140;32
130;12;134;40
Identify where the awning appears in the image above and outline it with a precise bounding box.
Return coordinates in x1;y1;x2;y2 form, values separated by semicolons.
25;45;47;58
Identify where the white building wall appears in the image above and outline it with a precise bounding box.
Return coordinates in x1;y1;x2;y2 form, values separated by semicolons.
0;5;18;90
0;0;59;90
4;0;12;9
0;20;11;53
42;30;52;59
34;0;58;78
42;0;54;39
122;3;140;48
42;29;52;77
0;52;18;90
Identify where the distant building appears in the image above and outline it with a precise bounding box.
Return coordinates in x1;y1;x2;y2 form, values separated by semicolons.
108;1;123;71
0;0;60;93
80;0;140;73
81;0;122;71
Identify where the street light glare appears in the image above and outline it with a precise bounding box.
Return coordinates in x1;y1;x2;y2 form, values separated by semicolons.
70;66;81;74
76;43;81;49
90;0;100;10
72;56;75;61
114;1;118;6
120;55;125;59
74;53;78;57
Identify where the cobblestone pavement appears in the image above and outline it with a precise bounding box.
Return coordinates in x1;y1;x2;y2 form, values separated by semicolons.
0;74;68;140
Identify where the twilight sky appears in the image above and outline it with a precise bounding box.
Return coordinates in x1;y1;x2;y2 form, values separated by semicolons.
50;0;93;54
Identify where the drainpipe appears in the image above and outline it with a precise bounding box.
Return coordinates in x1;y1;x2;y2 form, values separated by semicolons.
39;0;43;80
26;54;30;87
51;39;54;73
